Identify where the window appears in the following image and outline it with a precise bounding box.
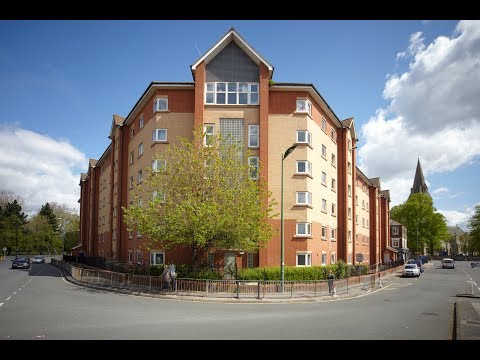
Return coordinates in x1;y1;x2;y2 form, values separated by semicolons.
137;229;142;238
128;251;132;263
362;200;365;209
348;162;352;174
322;198;327;212
128;230;132;239
150;252;164;265
348;139;351;151
356;234;358;244
321;172;327;186
205;82;259;105
331;203;336;216
331;228;336;240
366;202;369;211
248;125;259;148
138;143;143;157
296;191;312;206
296;130;312;146
129;176;134;189
115;159;118;173
331;128;336;142
137;169;143;183
331;153;336;167
204;124;214;147
362;218;365;227
348;207;352;219
331;178;336;191
153;129;167;143
154;97;168;112
331;253;336;264
138;198;143;207
392;227;399;235
348;231;352;243
348;185;352;197
130;152;134;165
356;196;359;206
247;253;254;268
131;127;135;139
139;116;144;129
296;160;312;175
322;226;327;239
152;191;166;203
296;252;312;266
136;251;142;263
321;253;327;265
321;144;327;159
248;156;259;180
366;220;369;228
113;206;117;217
321;117;327;132
296;222;312;237
356;214;358;224
296;99;312;116
152;159;166;173
208;253;215;268
392;238;400;247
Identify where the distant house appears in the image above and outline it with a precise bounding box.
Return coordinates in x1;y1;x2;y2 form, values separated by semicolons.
442;226;466;256
389;219;409;262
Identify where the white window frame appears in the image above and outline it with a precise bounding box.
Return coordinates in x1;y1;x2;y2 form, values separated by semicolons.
152;190;166;204
150;251;165;265
296;191;312;206
321;253;327;266
296;99;312;116
392;227;399;235
331;153;336;167
248;156;259;180
152;159;166;173
331;253;336;264
348;207;352;219
137;169;143;184
205;82;259;105
321;118;327;132
204;124;214;147
348;230;352;243
138;143;143;157
321;226;327;239
248;125;259;148
153;129;167;143
139;116;144;129
331;228;336;240
331;203;336;216
392;238;400;247
322;198;327;212
129;176;134;189
331;128;336;142
296;222;312;237
128;251;132;263
130;152;134;164
331;178;336;191
296;252;312;267
348;162;352;174
321;144;327;159
296;130;312;146
154;97;168;112
348;185;352;197
296;160;312;176
321;172;327;186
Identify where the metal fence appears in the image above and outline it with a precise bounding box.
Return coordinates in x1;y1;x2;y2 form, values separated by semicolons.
52;259;387;299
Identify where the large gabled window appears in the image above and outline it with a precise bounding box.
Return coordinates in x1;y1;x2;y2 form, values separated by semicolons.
205;82;259;105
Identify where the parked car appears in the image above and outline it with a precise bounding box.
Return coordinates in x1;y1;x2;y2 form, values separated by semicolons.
11;256;31;269
402;263;420;277
407;258;424;273
32;256;45;264
441;258;455;269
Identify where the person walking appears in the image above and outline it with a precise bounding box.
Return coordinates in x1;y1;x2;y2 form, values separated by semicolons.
162;265;171;291
168;262;177;291
327;270;335;295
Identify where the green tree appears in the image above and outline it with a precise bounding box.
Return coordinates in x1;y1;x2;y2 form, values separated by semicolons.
39;203;59;232
123;127;277;269
390;193;449;255
24;215;62;255
467;204;480;254
0;199;28;254
49;202;80;254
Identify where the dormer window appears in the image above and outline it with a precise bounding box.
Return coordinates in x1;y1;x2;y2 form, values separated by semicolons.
205;82;259;105
296;99;312;116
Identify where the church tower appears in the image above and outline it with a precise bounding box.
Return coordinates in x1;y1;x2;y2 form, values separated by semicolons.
410;158;431;199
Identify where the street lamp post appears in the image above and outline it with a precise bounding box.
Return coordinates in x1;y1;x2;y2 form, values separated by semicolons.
281;144;298;293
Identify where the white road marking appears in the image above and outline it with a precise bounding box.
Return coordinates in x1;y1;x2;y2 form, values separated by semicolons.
17;288;22;291
0;303;3;308
12;292;16;295
6;297;11;301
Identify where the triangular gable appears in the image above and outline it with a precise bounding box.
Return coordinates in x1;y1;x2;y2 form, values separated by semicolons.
190;27;273;80
110;114;125;138
341;117;358;141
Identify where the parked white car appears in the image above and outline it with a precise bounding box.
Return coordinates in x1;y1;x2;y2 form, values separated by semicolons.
402;263;420;277
441;258;455;269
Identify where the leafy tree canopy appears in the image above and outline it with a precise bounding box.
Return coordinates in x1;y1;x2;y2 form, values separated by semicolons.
467;204;480;253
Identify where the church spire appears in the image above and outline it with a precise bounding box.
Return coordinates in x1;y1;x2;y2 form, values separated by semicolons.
410;158;431;198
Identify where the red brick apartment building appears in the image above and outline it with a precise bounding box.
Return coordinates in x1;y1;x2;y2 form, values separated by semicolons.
77;28;391;270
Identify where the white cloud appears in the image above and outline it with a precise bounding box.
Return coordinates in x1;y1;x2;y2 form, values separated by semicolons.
432;187;449;195
438;206;476;230
359;21;480;209
0;124;87;216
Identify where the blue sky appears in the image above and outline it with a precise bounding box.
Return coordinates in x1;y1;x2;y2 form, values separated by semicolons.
0;20;479;230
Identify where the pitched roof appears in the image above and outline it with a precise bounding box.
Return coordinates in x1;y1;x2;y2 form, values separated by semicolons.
190;27;273;80
390;219;404;226
341;117;357;141
410;158;431;198
88;159;98;168
381;189;390;201
447;225;465;236
369;177;381;189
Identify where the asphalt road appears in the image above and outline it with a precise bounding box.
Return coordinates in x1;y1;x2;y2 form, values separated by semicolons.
0;257;478;340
